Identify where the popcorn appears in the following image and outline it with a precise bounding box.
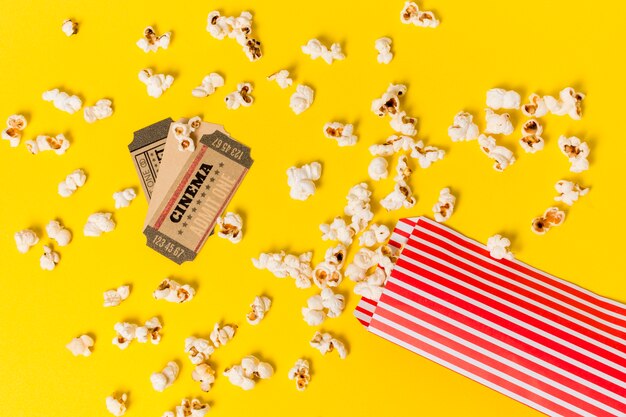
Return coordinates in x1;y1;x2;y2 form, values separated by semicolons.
112;322;137;350
136;26;171;53
40;245;60;271
138;69;174;98
192;364;216;392
192;73;225;97
252;251;313;289
62;19;78;37
558;135;590;173
320;217;357;246
380;180;416;211
1;114;27;147
83;99;113;123
224;355;274;390
359;224;390;247
185;337;214;365
113;188;137;209
486;234;514;260
112;318;162;349
151;361;179;392
484;109;514;135
323;243;347;268
344;183;374;231
312;261;342;289
410;140;445;168
400;1;439;27
394;155;413;182
448;112;479;141
486;88;521;110
66;335;94;357
58;169;86;197
84;212;116;237
519;119;544;153
216;212;243;243
323;122;357;147
162;399;209;417
554;180;589;206
26;134;70;155
310;331;347;359
171;118;200;152
353;268;387;301
345;248;380;282
14;229;39;253
478;134;516;172
288;359;311;391
302;287;345;325
287;161;322;200
375;37;393;64
153;278;195;303
246;295;271;325
301;39;345;64
210;323;237;348
531;207;565;235
432;188;456;222
390;111;418;136
544;87;585;120
267;70;293;89
290;84;314;114
103;285;130;307
521;93;548;118
371;83;407;118
225;82;254;110
206;11;262;62
106;393;127;417
369;134;415;156
368;157;389;180
46;220;71;246
42;89;82;114
376;244;400;275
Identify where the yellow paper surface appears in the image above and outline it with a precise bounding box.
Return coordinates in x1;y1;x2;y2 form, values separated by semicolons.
0;1;625;416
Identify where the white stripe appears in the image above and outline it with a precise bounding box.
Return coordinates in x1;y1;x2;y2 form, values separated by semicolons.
380;292;626;407
368;325;564;417
417;218;626;322
371;314;596;417
356;299;376;314
353;309;371;325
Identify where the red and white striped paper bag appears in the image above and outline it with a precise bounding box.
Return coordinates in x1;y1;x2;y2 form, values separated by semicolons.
354;216;626;417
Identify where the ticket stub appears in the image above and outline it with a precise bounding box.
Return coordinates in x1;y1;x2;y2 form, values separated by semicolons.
144;130;253;264
128;118;172;201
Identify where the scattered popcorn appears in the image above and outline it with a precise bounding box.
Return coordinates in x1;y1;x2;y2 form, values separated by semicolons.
310;331;347;359
344;183;374;231
62;19;78;37
323;243;347;268
320;217;357;246
192;364;216;392
288;359;311;391
345;248;380;282
394;155;413;182
371;83;407;118
40;245;60;271
153;278;195;303
544;87;585;120
216;212;243;243
83;99;113;123
380;180;416;211
66;334;94;357
26;133;70;155
432;188;456;222
531;207;565;235
554;180;589;206
171;118;201;152
113;188;137;209
448;112;479;142
368;157;389;180
521;93;548;118
484;109;514;135
301;38;345;64
136;317;162;344
151;361;179;392
136;26;171;53
14;229;39;253
185;337;214;365
103;285;130;308
323;122;357;147
478;134;516;172
390;111;418;136
486;234;514;260
267;70;292;89
410;140;445;168
486;88;521;110
246;295;271;325
210;323;237;348
302;287;345;325
400;1;439;27
519;119;544;153
112;322;137;350
46;220;71;246
225;82;254;110
105;393;127;417
224;355;273;390
252;250;313;289
287;161;322;200
57;169;86;197
312;261;343;289
353;268;387;301
375;37;393;64
162;398;209;417
290;84;314;114
1;114;27;147
192;73;225;97
206;11;262;61
558;135;590;173
359;224;390;247
42;89;82;114
369;134;415;156
138;69;174;98
84;212;116;237
377;244;400;275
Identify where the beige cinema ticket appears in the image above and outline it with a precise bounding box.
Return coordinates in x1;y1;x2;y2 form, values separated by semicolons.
144;130;253;264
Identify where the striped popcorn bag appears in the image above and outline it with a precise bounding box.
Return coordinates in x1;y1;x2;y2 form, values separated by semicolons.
354;216;626;417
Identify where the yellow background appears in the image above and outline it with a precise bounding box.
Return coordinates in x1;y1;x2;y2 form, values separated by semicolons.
1;1;624;416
